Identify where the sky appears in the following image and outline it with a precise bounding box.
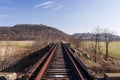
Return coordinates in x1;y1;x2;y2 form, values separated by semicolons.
0;0;120;35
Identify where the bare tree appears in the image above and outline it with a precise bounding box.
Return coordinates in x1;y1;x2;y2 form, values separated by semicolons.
103;29;114;61
78;35;85;48
93;27;101;62
97;28;102;56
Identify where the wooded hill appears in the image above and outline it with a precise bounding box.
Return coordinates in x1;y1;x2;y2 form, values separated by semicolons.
0;24;69;41
1;24;120;41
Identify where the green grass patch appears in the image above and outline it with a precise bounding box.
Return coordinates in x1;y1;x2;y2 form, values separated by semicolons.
84;41;120;59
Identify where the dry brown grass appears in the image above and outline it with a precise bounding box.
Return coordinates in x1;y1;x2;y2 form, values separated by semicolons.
73;45;120;78
0;41;35;71
0;41;35;59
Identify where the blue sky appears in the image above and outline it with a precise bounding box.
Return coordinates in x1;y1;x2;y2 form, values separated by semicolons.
0;0;120;35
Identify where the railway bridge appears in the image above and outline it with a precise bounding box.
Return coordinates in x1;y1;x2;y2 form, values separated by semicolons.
26;42;94;80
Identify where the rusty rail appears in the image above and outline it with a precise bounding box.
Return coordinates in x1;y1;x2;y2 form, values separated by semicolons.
62;43;84;80
25;43;58;80
35;43;58;80
28;42;94;80
62;43;95;80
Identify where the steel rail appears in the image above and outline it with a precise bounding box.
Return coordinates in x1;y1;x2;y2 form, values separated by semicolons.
62;43;85;80
62;43;95;80
35;43;58;80
31;42;94;80
25;44;57;80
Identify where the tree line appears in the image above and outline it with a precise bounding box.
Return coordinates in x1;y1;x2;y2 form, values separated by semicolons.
93;27;115;62
69;27;115;62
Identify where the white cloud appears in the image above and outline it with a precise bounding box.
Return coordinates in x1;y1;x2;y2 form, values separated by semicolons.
34;1;55;8
34;1;64;11
43;5;53;9
39;1;55;6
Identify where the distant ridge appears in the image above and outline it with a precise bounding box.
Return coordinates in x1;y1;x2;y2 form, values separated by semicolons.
1;24;120;41
0;24;69;41
73;33;120;41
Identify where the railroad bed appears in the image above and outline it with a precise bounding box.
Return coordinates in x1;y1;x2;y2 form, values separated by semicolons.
29;42;94;80
41;43;79;80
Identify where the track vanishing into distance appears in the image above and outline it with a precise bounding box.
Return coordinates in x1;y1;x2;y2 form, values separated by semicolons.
26;42;94;80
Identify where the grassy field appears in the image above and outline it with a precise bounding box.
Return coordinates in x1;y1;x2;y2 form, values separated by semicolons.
0;41;35;70
86;41;120;59
0;41;35;58
0;41;35;48
1;41;120;59
101;41;120;59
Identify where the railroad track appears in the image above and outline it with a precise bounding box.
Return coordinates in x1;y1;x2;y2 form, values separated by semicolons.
27;42;94;80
